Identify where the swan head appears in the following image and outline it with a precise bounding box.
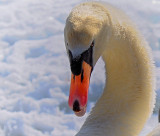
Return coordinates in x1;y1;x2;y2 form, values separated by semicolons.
64;2;111;116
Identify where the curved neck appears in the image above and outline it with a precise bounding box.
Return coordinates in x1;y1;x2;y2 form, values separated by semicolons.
76;27;155;136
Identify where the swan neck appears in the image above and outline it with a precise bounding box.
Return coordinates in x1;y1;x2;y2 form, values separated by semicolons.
77;28;155;136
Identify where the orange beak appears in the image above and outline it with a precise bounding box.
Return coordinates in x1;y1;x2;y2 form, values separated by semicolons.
68;61;92;116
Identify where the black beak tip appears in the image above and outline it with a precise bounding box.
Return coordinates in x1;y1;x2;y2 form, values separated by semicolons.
73;100;80;112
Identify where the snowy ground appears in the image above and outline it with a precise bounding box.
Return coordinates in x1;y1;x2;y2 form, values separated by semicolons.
0;0;159;136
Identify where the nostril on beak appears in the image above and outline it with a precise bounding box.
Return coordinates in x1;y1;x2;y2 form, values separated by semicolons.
73;100;80;112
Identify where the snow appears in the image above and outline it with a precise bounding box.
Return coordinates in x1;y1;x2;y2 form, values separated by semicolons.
0;0;159;136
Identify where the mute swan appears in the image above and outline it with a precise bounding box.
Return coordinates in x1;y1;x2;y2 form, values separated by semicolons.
64;2;159;136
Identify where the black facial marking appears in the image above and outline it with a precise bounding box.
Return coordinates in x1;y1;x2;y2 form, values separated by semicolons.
68;50;73;63
68;50;81;75
68;41;94;76
81;69;84;82
81;43;93;67
72;57;82;75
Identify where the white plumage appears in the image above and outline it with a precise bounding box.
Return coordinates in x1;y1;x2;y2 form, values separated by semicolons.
64;2;159;136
